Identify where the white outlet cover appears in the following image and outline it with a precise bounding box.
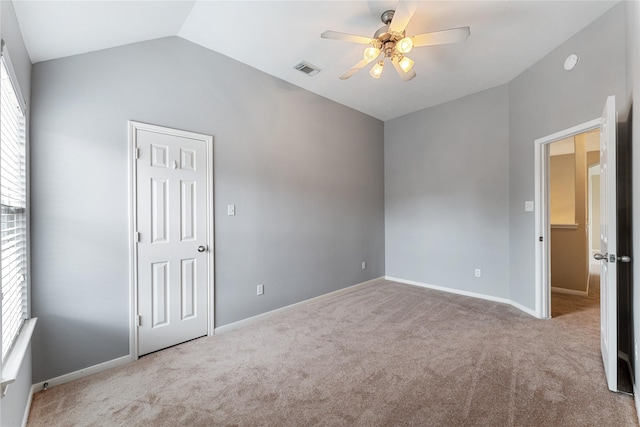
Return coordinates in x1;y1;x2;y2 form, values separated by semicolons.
525;201;534;212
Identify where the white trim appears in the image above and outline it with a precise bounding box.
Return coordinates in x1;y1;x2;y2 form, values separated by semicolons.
587;165;601;268
551;287;588;296
0;318;37;396
30;355;131;394
634;382;640;424
0;45;27;112
206;129;215;338
509;300;538;318
128;121;215;359
21;384;33;427
128;122;138;362
385;276;539;318
215;277;384;334
534;118;601;319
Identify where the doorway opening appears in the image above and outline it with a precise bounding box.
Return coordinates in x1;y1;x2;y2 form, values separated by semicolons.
533;118;601;319
547;130;600;305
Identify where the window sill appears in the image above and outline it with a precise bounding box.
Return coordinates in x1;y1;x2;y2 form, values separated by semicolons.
1;317;37;397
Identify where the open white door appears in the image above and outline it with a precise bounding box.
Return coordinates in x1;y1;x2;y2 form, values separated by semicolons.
595;95;617;392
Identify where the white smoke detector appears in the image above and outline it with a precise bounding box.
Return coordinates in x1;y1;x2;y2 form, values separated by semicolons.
564;54;579;71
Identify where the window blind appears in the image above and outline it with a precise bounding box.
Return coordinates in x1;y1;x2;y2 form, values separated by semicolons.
0;57;27;361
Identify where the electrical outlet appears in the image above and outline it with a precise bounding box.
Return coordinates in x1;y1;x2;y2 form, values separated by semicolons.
361;261;366;270
474;269;481;278
257;284;264;296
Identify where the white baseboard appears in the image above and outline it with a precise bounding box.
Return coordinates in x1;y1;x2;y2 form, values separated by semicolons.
551;286;588;296
385;276;538;318
634;381;640;424
215;276;385;334
31;355;131;395
508;300;538;318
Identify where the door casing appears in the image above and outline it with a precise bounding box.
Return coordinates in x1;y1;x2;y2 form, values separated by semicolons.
128;121;215;361
534;118;601;319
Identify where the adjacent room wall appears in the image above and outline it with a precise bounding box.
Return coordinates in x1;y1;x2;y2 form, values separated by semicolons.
549;152;576;224
550;135;589;293
385;85;510;299
0;0;33;425
508;3;626;309
29;36;385;382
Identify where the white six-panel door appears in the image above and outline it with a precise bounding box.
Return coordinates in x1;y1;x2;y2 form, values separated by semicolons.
131;122;212;356
599;95;617;392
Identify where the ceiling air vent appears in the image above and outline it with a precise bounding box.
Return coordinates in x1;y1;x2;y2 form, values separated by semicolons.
293;61;320;76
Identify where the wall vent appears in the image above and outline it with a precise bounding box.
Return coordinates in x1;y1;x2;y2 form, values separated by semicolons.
293;61;321;76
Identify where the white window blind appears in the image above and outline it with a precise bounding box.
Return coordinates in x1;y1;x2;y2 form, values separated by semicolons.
0;57;27;362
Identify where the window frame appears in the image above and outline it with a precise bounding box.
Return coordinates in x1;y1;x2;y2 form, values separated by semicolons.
0;41;34;397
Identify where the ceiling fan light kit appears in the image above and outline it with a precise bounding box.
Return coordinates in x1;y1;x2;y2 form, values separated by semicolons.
370;61;385;79
321;2;470;82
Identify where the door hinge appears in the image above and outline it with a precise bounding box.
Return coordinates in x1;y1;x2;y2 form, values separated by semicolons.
135;232;140;242
539;236;543;242
134;147;140;160
137;315;142;327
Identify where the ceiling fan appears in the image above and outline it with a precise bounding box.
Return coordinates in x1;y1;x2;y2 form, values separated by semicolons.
321;2;470;82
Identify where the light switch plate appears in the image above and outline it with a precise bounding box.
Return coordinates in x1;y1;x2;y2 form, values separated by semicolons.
227;204;235;216
525;201;534;212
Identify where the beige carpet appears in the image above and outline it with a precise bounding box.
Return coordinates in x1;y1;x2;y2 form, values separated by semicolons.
28;279;638;426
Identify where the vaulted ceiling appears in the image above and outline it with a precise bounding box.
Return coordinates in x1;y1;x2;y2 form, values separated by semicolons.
12;1;618;120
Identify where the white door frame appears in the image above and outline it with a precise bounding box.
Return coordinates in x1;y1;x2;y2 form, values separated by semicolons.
587;164;601;266
534;118;600;319
128;121;215;361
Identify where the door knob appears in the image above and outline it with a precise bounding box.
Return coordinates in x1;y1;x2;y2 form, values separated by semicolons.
593;253;607;261
619;255;631;263
197;246;207;253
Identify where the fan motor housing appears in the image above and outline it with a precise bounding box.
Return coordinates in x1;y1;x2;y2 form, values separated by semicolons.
373;10;405;58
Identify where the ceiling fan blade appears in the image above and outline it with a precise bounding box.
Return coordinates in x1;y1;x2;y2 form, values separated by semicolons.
339;59;370;80
412;27;471;47
321;30;373;45
389;2;417;34
391;58;416;82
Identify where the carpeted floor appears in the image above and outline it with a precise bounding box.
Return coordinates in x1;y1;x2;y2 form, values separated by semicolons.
28;279;638;426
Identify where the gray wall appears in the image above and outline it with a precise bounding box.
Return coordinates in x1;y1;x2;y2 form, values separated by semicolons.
1;0;33;425
385;86;510;298
30;36;385;382
508;4;626;308
626;0;640;392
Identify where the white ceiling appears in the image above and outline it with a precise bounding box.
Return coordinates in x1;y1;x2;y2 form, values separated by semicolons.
12;1;619;121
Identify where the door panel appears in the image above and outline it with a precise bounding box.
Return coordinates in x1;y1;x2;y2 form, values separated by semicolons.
181;180;196;241
181;258;196;319
151;178;169;243
134;125;210;356
599;95;617;392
